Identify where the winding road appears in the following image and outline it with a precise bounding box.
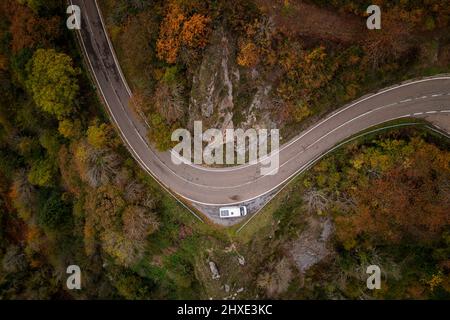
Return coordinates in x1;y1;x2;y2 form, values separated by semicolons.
71;0;450;222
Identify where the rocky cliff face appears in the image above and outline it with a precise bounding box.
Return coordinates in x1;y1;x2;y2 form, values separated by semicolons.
188;28;276;134
189;28;237;132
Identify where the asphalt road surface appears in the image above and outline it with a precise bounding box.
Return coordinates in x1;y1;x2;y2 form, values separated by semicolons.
71;0;450;221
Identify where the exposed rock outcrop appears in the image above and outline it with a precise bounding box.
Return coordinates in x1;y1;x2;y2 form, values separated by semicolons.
189;28;237;132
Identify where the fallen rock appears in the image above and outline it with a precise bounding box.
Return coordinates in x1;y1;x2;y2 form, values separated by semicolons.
209;261;220;280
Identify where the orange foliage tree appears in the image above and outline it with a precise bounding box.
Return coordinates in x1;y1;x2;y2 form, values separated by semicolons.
335;138;450;248
237;40;260;68
156;3;186;64
157;3;210;64
180;13;211;49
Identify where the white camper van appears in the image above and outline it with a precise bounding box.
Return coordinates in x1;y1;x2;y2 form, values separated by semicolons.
219;206;248;219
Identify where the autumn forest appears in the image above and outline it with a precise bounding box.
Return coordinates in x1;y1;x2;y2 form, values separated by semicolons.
0;0;449;300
